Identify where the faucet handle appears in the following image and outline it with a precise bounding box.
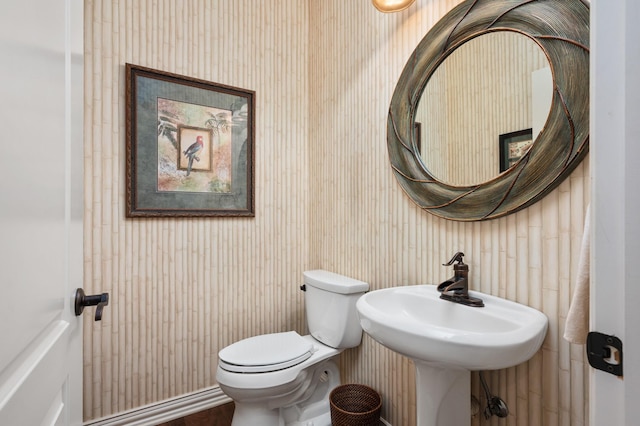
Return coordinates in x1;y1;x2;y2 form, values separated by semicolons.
443;252;465;266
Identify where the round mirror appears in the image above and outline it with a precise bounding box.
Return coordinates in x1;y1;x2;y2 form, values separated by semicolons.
388;0;589;221
416;32;552;186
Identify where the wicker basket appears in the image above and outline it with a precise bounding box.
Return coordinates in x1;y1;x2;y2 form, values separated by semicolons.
329;384;382;426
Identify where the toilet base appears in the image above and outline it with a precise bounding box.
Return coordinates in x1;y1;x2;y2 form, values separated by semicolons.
285;411;331;426
229;360;340;426
230;402;281;426
231;406;331;426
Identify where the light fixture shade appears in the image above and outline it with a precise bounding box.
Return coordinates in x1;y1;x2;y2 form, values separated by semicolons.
372;0;416;13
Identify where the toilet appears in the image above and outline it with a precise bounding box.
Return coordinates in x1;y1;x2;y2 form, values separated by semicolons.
216;270;369;426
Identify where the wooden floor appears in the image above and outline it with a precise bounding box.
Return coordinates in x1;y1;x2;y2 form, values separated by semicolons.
156;402;235;426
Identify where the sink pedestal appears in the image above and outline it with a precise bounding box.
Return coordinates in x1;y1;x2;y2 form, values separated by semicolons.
414;361;470;426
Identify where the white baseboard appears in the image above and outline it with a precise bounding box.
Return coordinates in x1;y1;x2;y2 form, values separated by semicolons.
84;386;232;426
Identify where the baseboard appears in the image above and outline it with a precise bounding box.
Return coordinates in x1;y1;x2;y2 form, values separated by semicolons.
84;386;232;426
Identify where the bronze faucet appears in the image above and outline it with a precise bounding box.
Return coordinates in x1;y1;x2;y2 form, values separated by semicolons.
437;252;484;307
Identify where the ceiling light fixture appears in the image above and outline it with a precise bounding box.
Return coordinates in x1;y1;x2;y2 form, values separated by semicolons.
372;0;416;13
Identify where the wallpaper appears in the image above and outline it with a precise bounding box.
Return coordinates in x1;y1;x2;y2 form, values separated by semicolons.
84;1;589;424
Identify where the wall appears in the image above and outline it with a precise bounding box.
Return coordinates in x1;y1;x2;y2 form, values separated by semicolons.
308;1;589;426
85;0;590;425
83;0;309;419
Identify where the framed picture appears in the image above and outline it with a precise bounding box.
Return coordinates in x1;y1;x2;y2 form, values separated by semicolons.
126;63;255;217
499;128;533;173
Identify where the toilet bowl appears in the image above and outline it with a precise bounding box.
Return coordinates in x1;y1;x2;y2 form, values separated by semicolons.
217;333;341;425
216;270;369;426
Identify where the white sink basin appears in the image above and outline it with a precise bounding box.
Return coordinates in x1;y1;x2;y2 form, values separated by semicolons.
356;284;547;370
357;285;548;426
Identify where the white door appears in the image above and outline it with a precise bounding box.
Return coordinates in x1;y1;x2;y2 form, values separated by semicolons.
591;0;640;424
0;0;85;425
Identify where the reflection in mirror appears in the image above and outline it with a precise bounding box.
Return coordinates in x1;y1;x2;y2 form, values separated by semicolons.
416;32;552;186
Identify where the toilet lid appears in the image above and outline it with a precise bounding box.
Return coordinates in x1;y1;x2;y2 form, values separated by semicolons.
218;331;315;373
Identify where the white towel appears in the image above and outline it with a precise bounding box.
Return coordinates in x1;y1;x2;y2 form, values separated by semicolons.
564;205;590;344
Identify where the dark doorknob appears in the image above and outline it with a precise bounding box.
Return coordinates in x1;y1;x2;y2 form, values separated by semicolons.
74;288;109;321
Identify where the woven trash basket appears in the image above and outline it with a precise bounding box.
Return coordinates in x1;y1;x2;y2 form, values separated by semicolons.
329;384;382;426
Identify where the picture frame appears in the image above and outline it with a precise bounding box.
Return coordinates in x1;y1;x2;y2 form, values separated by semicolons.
499;128;533;173
126;63;255;217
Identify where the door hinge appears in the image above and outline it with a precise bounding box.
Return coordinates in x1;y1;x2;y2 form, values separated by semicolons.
586;331;623;377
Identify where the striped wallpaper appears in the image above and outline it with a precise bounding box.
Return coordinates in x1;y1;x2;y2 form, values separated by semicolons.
84;1;590;425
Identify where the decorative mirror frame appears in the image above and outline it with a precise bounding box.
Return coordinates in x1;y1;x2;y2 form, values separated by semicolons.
388;0;590;221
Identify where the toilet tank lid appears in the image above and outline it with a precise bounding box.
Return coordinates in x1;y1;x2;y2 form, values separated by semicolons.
303;270;369;294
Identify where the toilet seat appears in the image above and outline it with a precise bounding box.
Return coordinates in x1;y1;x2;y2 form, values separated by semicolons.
218;331;315;373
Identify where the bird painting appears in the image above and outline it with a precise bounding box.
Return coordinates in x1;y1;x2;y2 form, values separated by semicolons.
183;135;204;176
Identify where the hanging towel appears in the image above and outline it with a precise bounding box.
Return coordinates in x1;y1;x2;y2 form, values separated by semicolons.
564;205;590;344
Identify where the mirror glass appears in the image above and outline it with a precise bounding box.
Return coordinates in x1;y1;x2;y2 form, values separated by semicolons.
416;32;552;186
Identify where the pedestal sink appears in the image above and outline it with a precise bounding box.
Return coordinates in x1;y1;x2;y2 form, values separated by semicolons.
356;285;548;426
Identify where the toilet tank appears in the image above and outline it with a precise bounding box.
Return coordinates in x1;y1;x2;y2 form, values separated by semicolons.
303;270;369;349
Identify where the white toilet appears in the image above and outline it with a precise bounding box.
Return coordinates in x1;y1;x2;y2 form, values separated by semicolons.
216;270;369;426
